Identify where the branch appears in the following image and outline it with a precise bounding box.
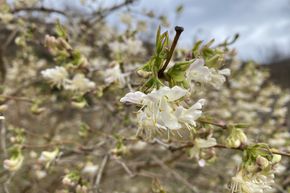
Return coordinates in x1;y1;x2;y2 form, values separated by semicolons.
169;143;290;157
94;154;110;192
198;119;227;129
10;7;67;16
151;155;198;192
0;95;34;103
0;115;7;157
89;0;136;24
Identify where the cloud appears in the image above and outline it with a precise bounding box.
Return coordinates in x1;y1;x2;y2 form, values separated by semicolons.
129;0;290;62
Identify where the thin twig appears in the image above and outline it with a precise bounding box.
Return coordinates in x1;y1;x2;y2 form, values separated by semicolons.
0;95;33;103
94;154;110;193
198;119;227;129
0;115;7;157
89;0;135;24
11;7;67;16
151;155;198;193
114;158;134;177
169;143;290;157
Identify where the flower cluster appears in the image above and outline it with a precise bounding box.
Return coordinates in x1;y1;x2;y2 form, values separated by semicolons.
186;58;230;89
41;34;96;96
121;86;206;139
230;145;282;193
3;152;24;172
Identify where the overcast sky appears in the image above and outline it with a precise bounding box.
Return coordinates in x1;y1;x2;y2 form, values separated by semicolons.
128;0;290;63
41;0;290;63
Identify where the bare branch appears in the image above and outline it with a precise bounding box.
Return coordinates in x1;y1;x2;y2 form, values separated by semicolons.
10;7;67;16
94;154;110;192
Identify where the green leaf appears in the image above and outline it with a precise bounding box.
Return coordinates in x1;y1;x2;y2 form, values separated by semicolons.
167;60;193;82
176;4;184;15
55;20;68;39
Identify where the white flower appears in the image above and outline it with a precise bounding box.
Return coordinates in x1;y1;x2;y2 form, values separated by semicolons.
219;68;231;76
175;99;206;127
225;128;248;148
121;86;188;105
125;39;145;56
38;149;60;167
108;39;145;56
3;154;24;172
65;74;95;93
62;175;76;186
189;137;216;167
186;58;230;89
120;13;132;25
108;41;127;54
104;65;127;87
195;137;217;149
41;66;69;88
147;86;188;102
0;13;14;23
35;170;47;179
121;86;205;138
120;91;146;104
82;163;98;176
76;185;88;193
209;68;230;89
186;59;211;83
231;170;274;193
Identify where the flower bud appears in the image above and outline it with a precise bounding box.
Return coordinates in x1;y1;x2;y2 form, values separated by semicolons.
62;171;80;187
271;154;281;164
79;56;89;68
82;162;98;176
3;155;24;172
57;38;72;50
226;138;241;148
245;163;258;173
238;131;248;145
62;175;76;186
44;35;57;48
137;69;152;78
256;155;269;169
76;185;88;193
38;148;60;167
0;105;8;112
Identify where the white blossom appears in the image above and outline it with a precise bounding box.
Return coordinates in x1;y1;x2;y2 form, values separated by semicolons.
82;163;99;176
3;154;24;172
104;65;127;87
175;99;206;127
41;66;69;88
65;74;95;93
108;41;127;54
62;175;76;186
35;170;47;179
109;39;145;56
38;149;60;167
231;170;274;193
195;137;217;149
121;86;205;137
186;58;230;89
120;13;132;25
120;91;146;104
186;59;212;84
